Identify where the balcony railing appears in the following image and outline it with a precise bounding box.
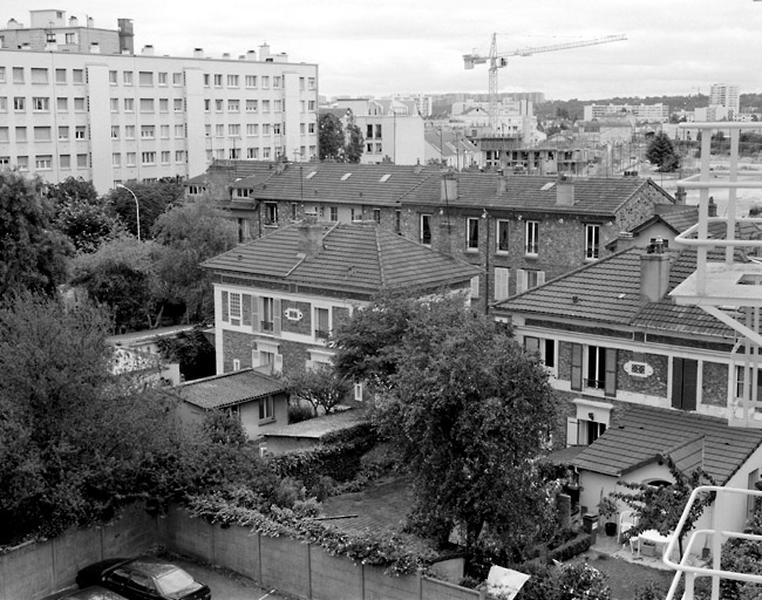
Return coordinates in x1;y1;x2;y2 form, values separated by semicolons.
663;485;762;600
260;321;273;332
314;328;330;341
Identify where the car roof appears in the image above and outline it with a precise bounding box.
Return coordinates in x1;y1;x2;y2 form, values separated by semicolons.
127;559;183;578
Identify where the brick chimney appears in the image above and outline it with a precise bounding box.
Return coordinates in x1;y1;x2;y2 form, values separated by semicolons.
297;222;324;257
556;176;574;206
497;175;508;195
640;238;671;303
441;172;458;202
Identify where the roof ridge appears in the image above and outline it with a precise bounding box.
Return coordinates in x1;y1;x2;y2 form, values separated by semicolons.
375;226;386;287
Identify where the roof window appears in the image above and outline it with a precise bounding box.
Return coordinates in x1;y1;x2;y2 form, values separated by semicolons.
540;182;556;191
305;170;317;179
340;173;352;181
379;174;391;183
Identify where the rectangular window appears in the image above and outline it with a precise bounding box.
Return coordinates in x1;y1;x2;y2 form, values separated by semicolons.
140;125;155;139
15;127;27;142
263;147;271;159
264;202;278;224
138;71;153;86
76;153;88;168
262;76;270;89
215;124;224;137
174;124;185;138
55;68;66;83
33;126;51;142
35;155;52;170
330;206;338;222
586;346;607;389
175;150;186;162
516;269;545;293
158;72;168;85
125;125;135;139
308;122;316;134
141;151;156;165
13;97;25;111
524;337;556;371
0;67;6;82
246;123;259;136
420;214;432;245
161;125;170;139
57;97;67;111
308;100;316;111
12;67;24;84
173;98;183;112
262;124;271;135
110;126;119;139
159;98;169;113
470;276;480;299
273;76;281;89
0;127;7;142
60;154;70;169
274;99;282;112
308;77;316;90
123;71;133;85
466;217;479;250
172;72;183;85
525;220;539;255
0;97;6;112
261;297;274;331
228;99;240;112
112;152;121;167
74;126;86;140
31;67;48;84
496;220;510;253
262;100;270;114
58;126;69;140
259;396;274;421
585;224;600;260
213;73;222;87
315;307;330;340
126;152;136;166
139;98;154;112
273;123;281;135
246;99;258;112
245;75;257;88
32;97;50;111
73;97;86;112
124;98;134;112
17;155;28;170
227;74;239;87
161;150;171;164
373;209;381;224
110;97;119;112
494;267;510;301
204;99;210;112
108;70;117;84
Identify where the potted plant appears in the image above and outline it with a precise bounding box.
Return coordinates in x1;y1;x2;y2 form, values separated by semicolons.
598;495;618;536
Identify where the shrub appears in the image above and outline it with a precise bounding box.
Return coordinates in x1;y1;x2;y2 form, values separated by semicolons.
547;533;592;563
288;402;315;424
557;563;610;600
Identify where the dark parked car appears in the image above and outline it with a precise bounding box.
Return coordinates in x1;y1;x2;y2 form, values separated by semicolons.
57;587;127;600
76;558;211;600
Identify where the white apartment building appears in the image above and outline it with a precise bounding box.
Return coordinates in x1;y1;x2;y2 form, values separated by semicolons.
0;40;318;193
583;103;670;122
709;83;740;118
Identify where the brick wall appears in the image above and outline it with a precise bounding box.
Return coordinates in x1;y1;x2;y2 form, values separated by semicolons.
617;350;669;398
222;329;258;372
281;300;313;336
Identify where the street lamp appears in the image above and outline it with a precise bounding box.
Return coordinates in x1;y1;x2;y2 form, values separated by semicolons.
116;183;141;241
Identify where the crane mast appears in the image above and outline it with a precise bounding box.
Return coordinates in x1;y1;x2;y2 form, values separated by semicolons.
463;33;627;133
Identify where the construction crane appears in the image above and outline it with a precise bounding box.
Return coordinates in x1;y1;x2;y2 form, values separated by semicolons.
463;33;627;133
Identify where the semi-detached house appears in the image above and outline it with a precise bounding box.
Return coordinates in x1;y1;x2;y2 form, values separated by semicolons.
200;220;480;396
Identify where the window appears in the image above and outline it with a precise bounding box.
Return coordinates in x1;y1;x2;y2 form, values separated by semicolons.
31;67;49;84
213;73;222;87
172;72;183;85
110;126;119;139
160;125;170;139
263;147;271;159
496;220;509;253
76;154;88;168
228;124;241;136
156;72;167;86
65;33;77;45
57;97;68;111
246;123;259;136
73;97;85;112
262;76;270;89
0;127;7;142
373;209;381;224
0;157;10;167
108;70;117;84
214;99;223;112
0;97;6;112
17;155;29;170
124;125;135;139
262;100;270;114
215;124;224;137
139;98;154;112
33;127;51;142
228;98;240;112
141;151;156;165
308;122;315;134
314;307;330;340
466;217;479;250
273;76;281;89
123;71;133;85
259;396;274;421
586;346;607;389
175;150;186;162
735;365;762;400
523;336;556;372
274;99;282;112
273;123;281;135
0;67;5;82
204;99;210;112
124;98;134;112
125;152;136;166
159;98;169;113
494;267;510;300
175;124;185;138
138;71;153;86
261;297;274;331
245;75;257;88
110;98;119;112
15;127;27;142
53;68;66;84
35;155;52;170
246;99;258;112
161;151;171;164
525;220;539;255
227;74;239;87
308;100;316;111
12;67;24;84
60;154;70;169
354;383;363;402
585;224;600;260
140;125;155;139
74;126;86;140
112;152;121;166
13;97;25;111
262;124;271;135
420;214;432;245
32;97;49;111
173;98;183;112
264;202;278;224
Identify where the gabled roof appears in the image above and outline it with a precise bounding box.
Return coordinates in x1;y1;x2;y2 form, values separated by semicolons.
176;368;286;410
573;404;762;483
201;222;480;295
400;175;674;215
497;247;736;340
230;163;441;207
186;160;276;187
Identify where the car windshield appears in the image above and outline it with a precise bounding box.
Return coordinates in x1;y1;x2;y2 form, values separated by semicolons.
155;568;196;595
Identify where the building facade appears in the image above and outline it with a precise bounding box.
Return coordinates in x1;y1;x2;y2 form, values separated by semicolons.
709;83;740;118
0;19;318;193
583;103;670;123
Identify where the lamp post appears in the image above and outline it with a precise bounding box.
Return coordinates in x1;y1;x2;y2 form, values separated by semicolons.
116;183;140;241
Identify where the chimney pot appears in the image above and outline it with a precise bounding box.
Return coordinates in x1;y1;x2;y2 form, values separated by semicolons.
193;48;204;58
441;172;458;202
556;177;575;206
297;223;324;257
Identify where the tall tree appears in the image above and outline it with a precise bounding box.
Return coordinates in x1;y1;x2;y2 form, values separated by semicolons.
345;123;364;163
334;293;558;560
152;202;238;323
0;170;71;298
286;364;351;416
646;132;680;172
318;113;346;161
104;178;185;239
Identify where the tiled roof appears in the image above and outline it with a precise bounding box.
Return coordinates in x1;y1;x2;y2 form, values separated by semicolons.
401;175;673;215
201;222;480;295
230;162;441;207
261;408;366;439
186;160;276;186
573;404;762;483
176;369;286;410
497;247;737;340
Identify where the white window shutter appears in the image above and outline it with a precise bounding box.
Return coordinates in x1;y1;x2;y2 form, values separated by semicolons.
470;276;480;298
537;271;546;285
495;267;510;301
274;354;283;374
566;417;579;447
251;349;261;368
516;269;527;294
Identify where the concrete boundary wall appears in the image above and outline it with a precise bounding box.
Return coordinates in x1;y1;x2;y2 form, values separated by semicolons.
2;505;481;600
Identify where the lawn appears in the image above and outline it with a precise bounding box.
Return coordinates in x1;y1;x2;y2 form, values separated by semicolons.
571;551;675;600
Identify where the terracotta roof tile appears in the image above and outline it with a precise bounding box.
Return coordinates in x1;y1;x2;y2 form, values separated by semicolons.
176;369;286;410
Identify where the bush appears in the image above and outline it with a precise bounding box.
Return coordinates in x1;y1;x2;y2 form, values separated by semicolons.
557;563;610;600
547;533;593;563
288;402;315;424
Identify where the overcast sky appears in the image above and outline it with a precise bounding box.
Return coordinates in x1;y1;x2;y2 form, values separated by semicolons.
4;0;762;100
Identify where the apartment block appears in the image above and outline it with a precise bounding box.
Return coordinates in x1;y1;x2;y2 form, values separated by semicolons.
709;82;740;118
0;14;319;193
